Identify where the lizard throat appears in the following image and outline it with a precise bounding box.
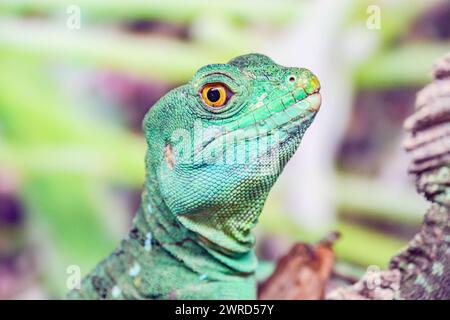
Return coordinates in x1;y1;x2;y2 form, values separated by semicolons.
135;173;260;277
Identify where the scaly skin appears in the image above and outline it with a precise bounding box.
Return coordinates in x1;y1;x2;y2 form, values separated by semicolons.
66;53;321;299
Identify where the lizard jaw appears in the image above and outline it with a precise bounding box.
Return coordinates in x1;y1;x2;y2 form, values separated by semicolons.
306;92;321;112
195;91;322;159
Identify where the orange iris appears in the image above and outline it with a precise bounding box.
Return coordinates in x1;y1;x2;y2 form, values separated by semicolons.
201;83;227;108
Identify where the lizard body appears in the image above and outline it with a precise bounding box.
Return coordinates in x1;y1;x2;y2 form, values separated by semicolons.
67;53;321;299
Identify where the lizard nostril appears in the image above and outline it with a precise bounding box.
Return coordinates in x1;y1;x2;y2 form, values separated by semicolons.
288;75;296;83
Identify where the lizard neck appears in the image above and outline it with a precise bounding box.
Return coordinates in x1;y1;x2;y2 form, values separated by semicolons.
132;172;258;279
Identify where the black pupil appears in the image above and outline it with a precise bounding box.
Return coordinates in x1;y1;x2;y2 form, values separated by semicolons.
207;88;221;103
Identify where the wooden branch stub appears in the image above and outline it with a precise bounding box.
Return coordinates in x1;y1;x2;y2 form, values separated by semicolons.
258;233;338;300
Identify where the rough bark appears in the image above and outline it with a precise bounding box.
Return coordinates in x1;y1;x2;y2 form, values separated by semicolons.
258;233;338;300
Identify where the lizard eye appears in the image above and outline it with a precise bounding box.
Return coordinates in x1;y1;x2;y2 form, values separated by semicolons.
200;83;232;109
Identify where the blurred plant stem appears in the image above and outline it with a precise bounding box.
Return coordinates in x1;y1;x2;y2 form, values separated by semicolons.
0;0;300;25
260;172;427;268
335;174;427;226
0;51;144;295
0;19;250;83
357;43;450;88
348;0;440;45
259;202;408;268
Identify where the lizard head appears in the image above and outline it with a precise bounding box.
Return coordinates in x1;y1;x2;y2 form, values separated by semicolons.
143;53;321;256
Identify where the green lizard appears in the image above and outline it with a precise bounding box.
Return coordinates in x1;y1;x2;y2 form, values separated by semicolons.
66;53;321;300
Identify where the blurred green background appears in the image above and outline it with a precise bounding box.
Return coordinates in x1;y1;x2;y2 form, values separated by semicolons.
0;0;449;298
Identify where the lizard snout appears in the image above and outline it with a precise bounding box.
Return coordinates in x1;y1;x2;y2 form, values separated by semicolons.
292;68;321;95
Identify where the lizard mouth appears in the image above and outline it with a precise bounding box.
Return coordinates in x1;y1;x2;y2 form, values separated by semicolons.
276;91;321;126
195;90;321;162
